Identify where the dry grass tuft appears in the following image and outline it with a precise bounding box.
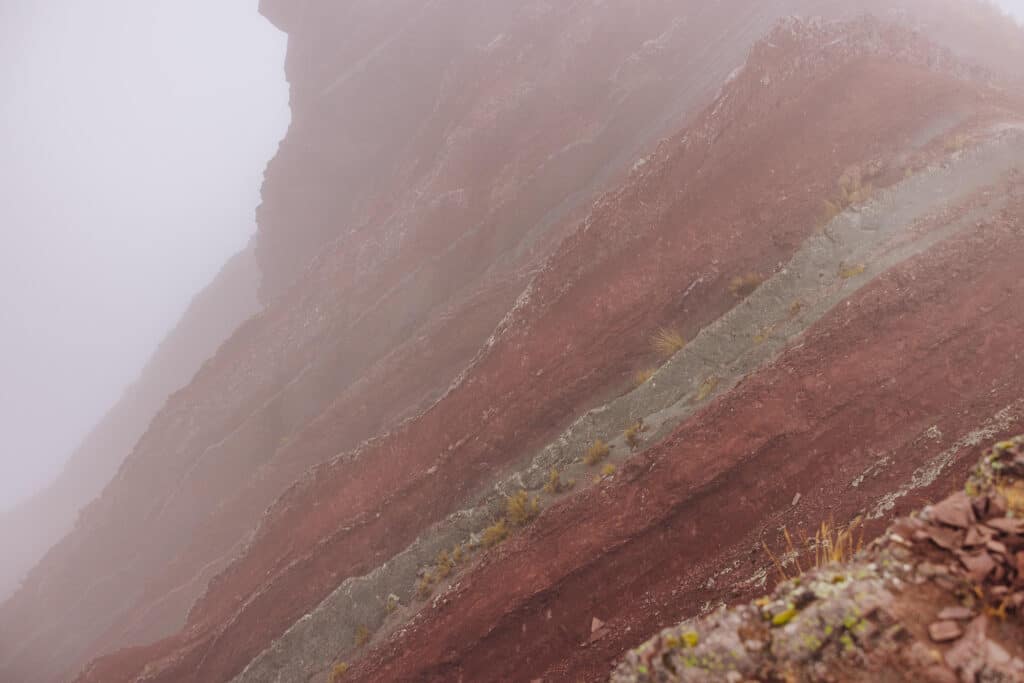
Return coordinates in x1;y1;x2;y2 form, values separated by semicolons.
624;419;646;449
943;133;969;154
584;439;611;466
354;625;371;648
653;327;687;357
417;571;436;598
435;550;454;579
820;165;877;231
820;198;843;227
506;489;540;526
543;467;574;495
601;463;617;477
330;662;350;682
763;516;864;582
838;262;866;279
634;367;656;386
728;273;765;299
695;376;719;403
997;480;1024;516
482;519;509;548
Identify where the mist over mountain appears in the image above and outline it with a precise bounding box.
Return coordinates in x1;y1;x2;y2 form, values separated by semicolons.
0;0;288;511
3;2;1024;682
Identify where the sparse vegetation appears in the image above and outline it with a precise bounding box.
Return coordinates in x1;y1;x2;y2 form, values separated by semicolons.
997;480;1024;515
694;376;719;403
838;262;866;279
482;519;508;547
329;662;350;682
584;439;611;466
837;165;874;206
354;624;371;648
435;550;454;579
653;327;687;357
385;593;400;614
763;517;864;582
821;164;877;230
820;198;843;227
753;323;777;345
543;467;574;495
417;571;436;598
506;489;540;526
634;367;656;386
728;272;764;299
624;419;646;449
601;463;617;477
943;132;969;153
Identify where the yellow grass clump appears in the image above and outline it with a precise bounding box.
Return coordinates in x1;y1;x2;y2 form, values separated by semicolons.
543;467;574;495
838;262;866;279
506;489;540;526
354;625;371;648
330;662;350;682
653;327;687;357
624;420;646;449
482;519;509;548
584;439;611;466
728;273;764;299
634;367;656;386
695;376;719;403
763;516;864;581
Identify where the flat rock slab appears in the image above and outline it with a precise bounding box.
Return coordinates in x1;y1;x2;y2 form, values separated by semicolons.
928;620;963;643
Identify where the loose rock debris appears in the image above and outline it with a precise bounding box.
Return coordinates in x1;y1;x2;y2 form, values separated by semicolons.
612;437;1024;682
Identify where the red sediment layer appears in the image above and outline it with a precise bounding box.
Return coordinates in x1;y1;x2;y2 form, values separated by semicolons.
78;20;1020;683
348;191;1024;683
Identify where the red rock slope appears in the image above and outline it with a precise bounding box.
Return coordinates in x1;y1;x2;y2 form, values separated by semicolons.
2;3;1023;683
610;437;1024;682
80;14;1024;683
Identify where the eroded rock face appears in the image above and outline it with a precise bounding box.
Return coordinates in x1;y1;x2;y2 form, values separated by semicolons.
612;438;1024;683
4;3;1024;683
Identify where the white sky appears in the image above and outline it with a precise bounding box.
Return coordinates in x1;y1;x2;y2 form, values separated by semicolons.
1003;0;1024;18
0;1;288;510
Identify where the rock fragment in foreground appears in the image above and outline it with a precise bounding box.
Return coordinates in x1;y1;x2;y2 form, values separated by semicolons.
611;437;1024;682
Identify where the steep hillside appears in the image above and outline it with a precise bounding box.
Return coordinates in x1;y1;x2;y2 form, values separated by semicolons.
611;436;1024;682
0;244;259;602
2;2;1023;683
294;25;1024;683
78;13;1024;683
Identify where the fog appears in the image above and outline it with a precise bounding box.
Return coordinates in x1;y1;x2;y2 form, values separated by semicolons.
1004;0;1024;18
0;1;1021;516
0;1;288;511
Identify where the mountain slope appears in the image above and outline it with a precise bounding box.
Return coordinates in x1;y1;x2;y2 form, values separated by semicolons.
81;14;1024;683
2;2;1023;683
611;436;1024;682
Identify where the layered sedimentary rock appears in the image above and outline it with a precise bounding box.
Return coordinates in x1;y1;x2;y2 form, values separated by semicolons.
611;437;1024;682
3;2;1023;683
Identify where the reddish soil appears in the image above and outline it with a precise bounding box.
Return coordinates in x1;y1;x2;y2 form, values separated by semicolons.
75;21;1024;683
346;189;1024;683
4;5;1023;683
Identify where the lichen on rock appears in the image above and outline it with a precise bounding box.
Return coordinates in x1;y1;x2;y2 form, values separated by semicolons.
611;437;1024;682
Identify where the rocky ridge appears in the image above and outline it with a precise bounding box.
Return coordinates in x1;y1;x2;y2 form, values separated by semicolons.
612;436;1024;682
